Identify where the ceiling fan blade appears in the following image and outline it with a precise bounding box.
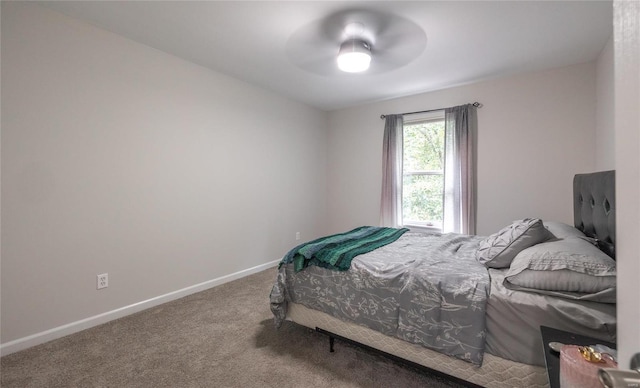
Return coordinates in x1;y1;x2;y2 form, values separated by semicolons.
286;7;427;76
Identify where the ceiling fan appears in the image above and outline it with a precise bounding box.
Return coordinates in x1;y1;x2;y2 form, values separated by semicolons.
286;9;427;76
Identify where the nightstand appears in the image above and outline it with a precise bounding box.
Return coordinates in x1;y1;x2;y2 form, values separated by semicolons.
540;325;616;388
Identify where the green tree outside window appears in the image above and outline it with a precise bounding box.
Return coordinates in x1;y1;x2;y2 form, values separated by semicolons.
402;119;445;227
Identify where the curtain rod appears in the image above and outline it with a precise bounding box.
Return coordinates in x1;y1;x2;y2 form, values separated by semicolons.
379;102;481;120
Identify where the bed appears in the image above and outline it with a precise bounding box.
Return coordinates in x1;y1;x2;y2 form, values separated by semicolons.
269;170;617;388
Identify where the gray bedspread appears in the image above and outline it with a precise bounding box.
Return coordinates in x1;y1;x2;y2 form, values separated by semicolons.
270;232;490;365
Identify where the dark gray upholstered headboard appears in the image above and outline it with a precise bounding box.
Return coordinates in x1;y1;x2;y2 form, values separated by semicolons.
573;170;616;259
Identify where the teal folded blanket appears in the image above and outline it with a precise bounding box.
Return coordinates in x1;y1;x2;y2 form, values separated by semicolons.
280;226;409;272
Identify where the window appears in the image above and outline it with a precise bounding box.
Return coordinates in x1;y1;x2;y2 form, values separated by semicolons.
402;113;445;230
381;104;476;234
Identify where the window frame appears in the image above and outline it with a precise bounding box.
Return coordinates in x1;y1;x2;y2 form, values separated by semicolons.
401;110;446;232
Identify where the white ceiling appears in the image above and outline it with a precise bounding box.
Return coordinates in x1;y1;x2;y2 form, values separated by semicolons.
37;1;613;111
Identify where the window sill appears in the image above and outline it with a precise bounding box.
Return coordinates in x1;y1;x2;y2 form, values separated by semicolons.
403;224;442;234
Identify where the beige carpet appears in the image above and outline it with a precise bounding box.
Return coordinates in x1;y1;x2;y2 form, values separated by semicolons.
1;267;467;387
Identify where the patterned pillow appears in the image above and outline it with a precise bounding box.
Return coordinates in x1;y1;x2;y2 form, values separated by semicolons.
476;218;552;268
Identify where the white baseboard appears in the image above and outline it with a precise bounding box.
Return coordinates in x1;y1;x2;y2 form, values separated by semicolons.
0;259;279;356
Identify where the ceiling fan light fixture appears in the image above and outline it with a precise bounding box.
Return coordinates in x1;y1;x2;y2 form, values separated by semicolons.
337;39;371;73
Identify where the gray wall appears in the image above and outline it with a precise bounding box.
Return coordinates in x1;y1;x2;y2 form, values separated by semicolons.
596;36;615;170
1;3;328;344
326;62;597;236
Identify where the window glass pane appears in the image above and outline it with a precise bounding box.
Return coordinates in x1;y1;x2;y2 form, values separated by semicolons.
402;118;445;226
402;174;444;225
403;121;445;172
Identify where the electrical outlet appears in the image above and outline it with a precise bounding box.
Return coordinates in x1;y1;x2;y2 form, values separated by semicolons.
97;273;108;290
296;232;301;241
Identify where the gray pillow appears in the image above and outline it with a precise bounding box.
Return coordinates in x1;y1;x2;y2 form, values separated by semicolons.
476;218;552;268
503;237;616;303
544;221;587;240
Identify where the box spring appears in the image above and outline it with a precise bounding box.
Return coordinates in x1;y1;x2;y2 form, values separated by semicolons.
287;302;548;388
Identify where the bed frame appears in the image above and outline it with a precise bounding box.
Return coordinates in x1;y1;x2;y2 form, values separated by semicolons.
284;171;616;388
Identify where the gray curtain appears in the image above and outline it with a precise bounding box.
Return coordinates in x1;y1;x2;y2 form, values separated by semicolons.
443;104;477;234
380;115;404;227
